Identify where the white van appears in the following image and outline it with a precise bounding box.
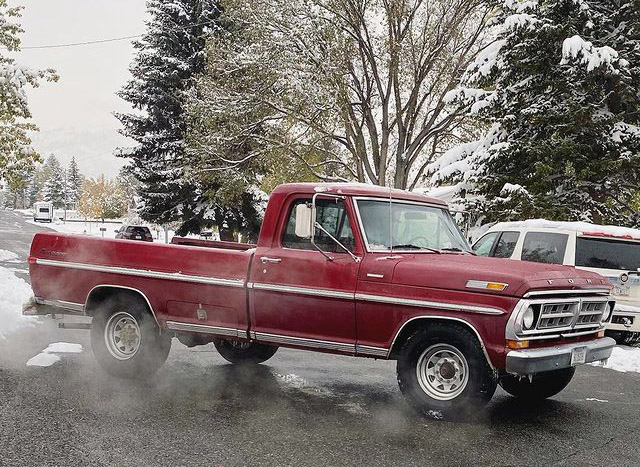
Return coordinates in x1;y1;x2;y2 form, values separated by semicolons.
472;220;640;343
33;201;54;223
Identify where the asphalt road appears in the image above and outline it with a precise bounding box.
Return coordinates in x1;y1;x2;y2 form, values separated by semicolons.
1;209;639;467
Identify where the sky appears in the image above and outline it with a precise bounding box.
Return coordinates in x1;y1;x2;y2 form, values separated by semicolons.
13;0;148;177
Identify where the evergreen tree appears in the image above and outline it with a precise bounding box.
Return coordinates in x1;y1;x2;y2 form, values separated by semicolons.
0;1;57;185
42;155;66;208
66;156;83;205
116;0;219;233
430;0;640;226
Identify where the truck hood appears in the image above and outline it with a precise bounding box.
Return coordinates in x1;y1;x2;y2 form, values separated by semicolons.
392;254;610;297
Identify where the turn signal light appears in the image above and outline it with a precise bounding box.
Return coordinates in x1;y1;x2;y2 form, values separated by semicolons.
506;340;529;349
596;330;605;338
486;282;508;291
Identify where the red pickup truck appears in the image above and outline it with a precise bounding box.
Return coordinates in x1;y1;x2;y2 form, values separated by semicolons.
26;183;615;414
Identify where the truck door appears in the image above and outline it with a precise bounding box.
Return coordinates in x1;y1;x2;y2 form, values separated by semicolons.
249;196;361;353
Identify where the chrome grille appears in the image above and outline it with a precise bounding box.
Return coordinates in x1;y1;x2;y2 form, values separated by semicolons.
521;297;611;338
575;300;607;327
537;302;578;330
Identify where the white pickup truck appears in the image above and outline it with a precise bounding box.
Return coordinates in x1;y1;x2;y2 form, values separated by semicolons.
473;220;640;344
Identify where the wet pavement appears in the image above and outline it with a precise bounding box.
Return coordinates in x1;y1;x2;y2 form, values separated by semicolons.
1;209;640;466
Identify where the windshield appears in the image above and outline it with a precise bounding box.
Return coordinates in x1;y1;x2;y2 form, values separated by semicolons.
355;199;470;252
576;237;640;271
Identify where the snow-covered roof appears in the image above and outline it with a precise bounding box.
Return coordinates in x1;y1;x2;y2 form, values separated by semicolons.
492;219;640;242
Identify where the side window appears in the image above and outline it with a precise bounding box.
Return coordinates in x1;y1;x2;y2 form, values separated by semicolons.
472;232;499;256
282;198;355;252
521;232;568;265
493;231;520;259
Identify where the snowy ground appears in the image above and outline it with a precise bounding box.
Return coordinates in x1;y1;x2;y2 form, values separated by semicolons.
0;266;38;339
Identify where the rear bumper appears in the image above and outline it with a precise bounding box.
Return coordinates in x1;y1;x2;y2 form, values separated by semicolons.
22;296;85;316
505;337;615;375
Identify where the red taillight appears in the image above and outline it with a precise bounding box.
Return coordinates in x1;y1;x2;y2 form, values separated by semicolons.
28;256;37;265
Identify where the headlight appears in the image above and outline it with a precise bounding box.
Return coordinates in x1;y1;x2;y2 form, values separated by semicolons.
602;302;613;322
522;306;536;330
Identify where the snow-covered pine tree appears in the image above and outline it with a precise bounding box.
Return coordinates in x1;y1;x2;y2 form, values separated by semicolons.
42;155;66;208
0;1;56;185
66;156;83;206
116;0;219;232
430;0;640;226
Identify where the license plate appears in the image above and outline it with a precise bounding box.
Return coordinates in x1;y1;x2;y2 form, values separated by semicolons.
613;285;631;297
134;235;141;239
570;347;587;366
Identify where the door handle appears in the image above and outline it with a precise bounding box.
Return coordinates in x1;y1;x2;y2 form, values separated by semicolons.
260;256;282;264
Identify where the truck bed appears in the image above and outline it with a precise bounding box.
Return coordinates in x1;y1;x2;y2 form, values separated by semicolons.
29;232;254;333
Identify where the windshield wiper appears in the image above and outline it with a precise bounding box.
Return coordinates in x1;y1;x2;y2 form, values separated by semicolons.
391;244;441;254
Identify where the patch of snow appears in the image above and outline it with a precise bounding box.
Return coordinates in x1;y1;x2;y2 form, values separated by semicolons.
0;249;18;262
0;266;36;339
42;342;83;354
501;183;529;196
593;346;640;373
492;219;640;241
276;373;333;397
337;402;369;415
503;13;538;30
585;398;609;403
561;35;619;72
26;353;60;367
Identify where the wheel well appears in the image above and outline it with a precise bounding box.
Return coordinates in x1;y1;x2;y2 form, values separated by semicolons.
388;317;488;362
85;286;157;323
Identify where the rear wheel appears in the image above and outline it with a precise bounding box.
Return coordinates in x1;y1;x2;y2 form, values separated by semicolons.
213;339;278;364
396;324;497;415
90;294;171;379
499;367;575;400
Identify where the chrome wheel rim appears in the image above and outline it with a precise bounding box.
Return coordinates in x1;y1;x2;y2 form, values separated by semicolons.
416;344;469;401
104;311;141;360
229;340;251;350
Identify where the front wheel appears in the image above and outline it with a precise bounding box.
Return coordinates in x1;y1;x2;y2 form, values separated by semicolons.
499;367;575;400
90;294;171;379
213;339;278;364
396;324;497;415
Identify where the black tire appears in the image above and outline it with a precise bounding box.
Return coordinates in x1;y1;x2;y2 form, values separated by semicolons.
396;323;497;415
213;339;278;364
499;367;575;400
90;294;171;379
606;330;640;346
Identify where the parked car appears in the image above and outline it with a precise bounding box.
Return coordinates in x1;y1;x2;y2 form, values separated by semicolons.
25;184;615;415
473;220;640;344
115;225;153;242
32;201;54;223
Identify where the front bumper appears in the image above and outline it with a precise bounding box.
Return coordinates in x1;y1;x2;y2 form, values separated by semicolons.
605;306;640;333
505;337;615;375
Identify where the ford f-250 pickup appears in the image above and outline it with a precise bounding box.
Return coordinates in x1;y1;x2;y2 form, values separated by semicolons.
25;183;616;414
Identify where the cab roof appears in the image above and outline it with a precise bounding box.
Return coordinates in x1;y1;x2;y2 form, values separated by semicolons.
272;183;448;207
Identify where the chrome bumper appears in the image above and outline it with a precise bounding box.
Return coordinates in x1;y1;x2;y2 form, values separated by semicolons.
605;306;640;333
505;337;615;375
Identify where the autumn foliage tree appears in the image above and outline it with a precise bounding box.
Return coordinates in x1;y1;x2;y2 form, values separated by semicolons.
77;176;127;222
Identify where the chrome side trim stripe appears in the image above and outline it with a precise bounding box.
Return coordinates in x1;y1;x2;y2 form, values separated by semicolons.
165;321;244;338
524;288;610;298
253;331;356;353
35;297;85;313
249;282;354;300
35;258;245;288
355;293;504;315
355;345;389;357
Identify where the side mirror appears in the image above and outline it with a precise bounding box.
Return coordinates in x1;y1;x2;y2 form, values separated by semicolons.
294;203;313;238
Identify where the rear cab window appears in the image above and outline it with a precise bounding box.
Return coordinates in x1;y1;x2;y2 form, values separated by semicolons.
521;232;568;264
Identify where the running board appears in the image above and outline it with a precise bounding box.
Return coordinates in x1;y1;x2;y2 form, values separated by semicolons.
58;322;91;330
